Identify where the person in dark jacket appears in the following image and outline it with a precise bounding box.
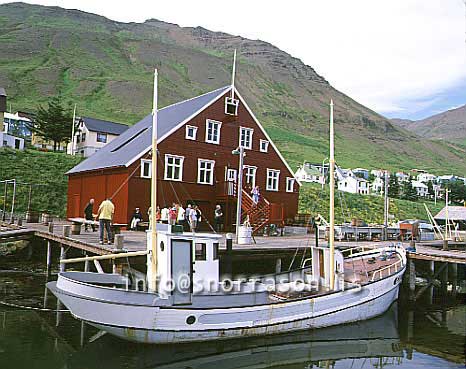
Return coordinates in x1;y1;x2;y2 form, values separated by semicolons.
84;198;95;232
130;207;143;230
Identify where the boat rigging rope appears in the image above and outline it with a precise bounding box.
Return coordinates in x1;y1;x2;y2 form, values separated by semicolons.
0;299;69;312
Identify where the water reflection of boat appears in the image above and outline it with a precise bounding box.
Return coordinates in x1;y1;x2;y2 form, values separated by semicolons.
67;303;403;369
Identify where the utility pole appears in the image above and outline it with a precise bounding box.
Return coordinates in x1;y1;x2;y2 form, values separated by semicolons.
329;100;335;290
234;146;245;243
70;104;76;155
383;170;389;241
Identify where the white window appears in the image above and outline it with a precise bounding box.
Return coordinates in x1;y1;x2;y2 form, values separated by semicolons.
260;139;269;153
185;125;198;140
244;165;257;188
286;177;295;193
164;154;184;181
198;159;215;185
141;159;152;179
205;119;221;144
225;96;239;116
239;127;253;149
266;169;280;191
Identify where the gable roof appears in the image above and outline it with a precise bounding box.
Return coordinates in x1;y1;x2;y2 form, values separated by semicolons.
81;117;129;135
67;86;230;174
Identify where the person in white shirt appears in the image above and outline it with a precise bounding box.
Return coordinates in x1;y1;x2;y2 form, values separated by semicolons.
185;204;192;231
189;207;197;233
160;206;169;224
177;204;185;228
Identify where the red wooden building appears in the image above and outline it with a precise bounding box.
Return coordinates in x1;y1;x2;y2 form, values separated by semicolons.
67;85;300;232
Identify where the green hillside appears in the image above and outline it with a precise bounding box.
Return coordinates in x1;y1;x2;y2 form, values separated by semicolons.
0;148;83;217
299;183;444;224
0;2;464;174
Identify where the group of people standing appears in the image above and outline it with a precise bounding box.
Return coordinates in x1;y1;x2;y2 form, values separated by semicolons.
146;203;205;233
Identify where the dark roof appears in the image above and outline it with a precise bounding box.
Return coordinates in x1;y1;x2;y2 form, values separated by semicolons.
68;86;231;174
0;87;6;96
81;117;129;135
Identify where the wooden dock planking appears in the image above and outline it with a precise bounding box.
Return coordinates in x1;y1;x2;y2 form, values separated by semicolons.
0;221;465;264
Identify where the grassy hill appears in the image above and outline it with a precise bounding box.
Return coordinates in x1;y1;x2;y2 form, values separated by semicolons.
299;183;444;224
0;148;83;217
0;2;465;174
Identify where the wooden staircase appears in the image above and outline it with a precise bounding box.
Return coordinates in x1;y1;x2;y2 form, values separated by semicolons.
241;189;271;234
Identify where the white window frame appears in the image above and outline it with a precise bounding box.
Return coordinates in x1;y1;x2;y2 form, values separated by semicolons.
198;159;215;185
239;127;254;150
164;154;184;181
260;139;269;153
185;125;198;140
266;169;280;192
225;96;239;116
244;165;257;188
205;119;222;145
141;159;152;179
286;177;295;193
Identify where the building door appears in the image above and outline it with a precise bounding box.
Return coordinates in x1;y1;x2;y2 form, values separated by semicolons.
225;168;237;196
14;139;20;149
171;239;192;305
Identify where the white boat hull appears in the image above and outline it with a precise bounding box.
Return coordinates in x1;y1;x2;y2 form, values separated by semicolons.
48;266;404;344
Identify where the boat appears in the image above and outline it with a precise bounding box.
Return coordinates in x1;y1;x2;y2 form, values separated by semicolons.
47;63;407;344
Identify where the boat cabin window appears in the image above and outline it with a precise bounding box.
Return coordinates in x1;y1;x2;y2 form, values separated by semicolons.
213;243;219;260
195;243;207;261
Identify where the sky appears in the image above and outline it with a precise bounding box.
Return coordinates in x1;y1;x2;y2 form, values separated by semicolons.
2;0;465;120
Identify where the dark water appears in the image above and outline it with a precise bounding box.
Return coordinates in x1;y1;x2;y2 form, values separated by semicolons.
0;251;464;369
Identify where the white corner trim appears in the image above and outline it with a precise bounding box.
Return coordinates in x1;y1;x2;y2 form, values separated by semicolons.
234;89;302;186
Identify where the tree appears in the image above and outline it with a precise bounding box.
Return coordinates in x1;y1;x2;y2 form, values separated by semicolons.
427;181;434;199
388;174;399;198
449;181;466;204
401;177;418;201
30;96;73;151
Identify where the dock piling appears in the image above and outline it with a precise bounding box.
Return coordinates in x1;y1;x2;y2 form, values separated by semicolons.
59;246;66;273
62;225;71;238
46;241;52;275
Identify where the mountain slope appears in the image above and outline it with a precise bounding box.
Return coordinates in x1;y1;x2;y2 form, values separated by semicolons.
391;104;466;143
0;2;464;174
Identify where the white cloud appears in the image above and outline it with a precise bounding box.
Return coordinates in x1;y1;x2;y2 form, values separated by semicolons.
3;0;466;117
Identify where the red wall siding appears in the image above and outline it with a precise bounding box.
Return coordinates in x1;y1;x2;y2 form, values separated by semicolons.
67;168;129;224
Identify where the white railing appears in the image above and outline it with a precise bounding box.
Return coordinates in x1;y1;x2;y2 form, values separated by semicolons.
370;257;403;282
340;245;374;258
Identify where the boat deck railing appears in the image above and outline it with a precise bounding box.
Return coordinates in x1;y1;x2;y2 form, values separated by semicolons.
370;257;404;282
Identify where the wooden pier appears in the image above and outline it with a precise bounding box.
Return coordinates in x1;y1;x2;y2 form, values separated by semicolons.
1;220;465;274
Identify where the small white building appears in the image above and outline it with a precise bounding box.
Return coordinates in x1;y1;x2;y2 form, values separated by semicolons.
338;175;369;195
70;116;128;157
295;164;325;184
395;172;409;182
411;180;428;197
417;172;436;183
371;177;385;194
0;131;24;150
371;169;384;178
353;168;370;179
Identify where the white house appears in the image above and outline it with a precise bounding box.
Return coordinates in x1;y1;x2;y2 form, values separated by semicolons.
0;131;24;150
353;168;370;179
395;172;409;182
70;117;129;157
412;180;429;197
338;175;369;195
295;163;325;184
371;169;384;178
371;177;385;194
417;172;436;183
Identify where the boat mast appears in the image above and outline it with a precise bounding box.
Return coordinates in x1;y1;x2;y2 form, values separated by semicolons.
148;68;158;292
329;99;335;290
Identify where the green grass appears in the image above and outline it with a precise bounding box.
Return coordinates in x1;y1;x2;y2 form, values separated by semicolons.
299;183;444;224
0;148;84;217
